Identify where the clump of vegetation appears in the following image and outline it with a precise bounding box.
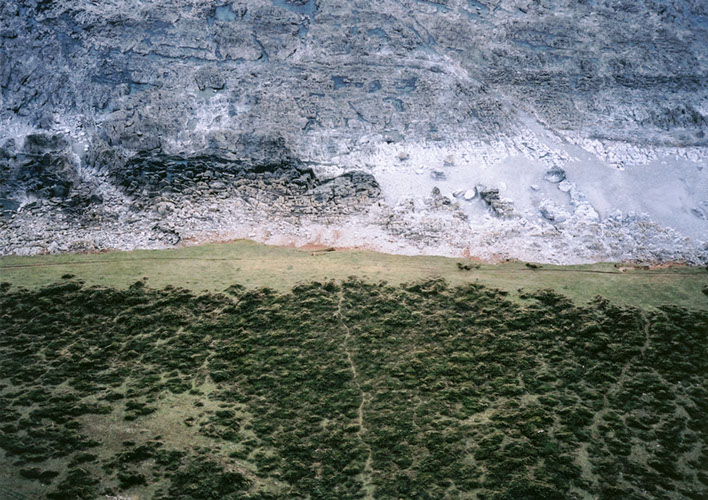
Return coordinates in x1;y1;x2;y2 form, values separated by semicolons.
19;467;59;484
457;262;480;270
0;278;705;498
46;467;99;499
159;460;250;499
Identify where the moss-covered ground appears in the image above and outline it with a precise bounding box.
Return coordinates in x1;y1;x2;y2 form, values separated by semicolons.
0;260;706;498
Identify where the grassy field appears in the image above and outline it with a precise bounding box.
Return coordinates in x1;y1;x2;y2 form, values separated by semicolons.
1;239;707;310
0;275;706;499
0;242;706;499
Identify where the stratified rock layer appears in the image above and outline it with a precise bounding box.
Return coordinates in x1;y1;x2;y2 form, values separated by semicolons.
0;0;706;262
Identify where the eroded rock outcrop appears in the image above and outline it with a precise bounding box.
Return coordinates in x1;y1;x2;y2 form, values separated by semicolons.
0;0;706;263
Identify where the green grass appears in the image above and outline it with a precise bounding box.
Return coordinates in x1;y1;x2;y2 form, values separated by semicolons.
0;241;706;498
1;240;706;310
0;277;705;499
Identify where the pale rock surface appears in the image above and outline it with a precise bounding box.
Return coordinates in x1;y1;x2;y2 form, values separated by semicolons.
0;0;706;263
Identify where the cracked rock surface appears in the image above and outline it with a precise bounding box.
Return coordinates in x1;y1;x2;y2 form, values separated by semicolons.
0;0;706;263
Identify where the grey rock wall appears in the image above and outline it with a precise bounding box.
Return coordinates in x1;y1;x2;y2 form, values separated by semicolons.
0;0;706;262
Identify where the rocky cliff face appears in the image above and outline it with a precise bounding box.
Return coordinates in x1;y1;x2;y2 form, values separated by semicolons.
1;0;706;262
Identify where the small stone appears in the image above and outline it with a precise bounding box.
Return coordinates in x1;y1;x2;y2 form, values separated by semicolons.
430;170;446;180
544;166;566;183
539;200;569;223
156;202;170;215
690;207;706;219
463;189;476;201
